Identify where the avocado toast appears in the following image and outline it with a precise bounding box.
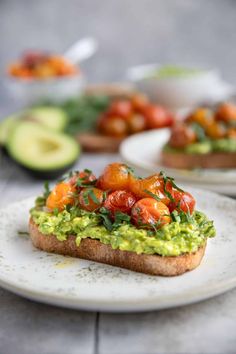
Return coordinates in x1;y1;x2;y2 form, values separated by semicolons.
29;163;215;276
162;103;236;169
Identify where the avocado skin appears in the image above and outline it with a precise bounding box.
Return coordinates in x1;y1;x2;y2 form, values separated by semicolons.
0;145;9;156
3;151;79;180
21;161;78;180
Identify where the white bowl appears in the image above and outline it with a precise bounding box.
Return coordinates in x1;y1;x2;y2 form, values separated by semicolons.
127;64;233;110
4;73;86;105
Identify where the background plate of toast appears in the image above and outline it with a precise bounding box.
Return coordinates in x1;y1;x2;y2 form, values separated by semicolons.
120;129;236;196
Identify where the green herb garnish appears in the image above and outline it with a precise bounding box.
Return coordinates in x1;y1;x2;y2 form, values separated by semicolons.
98;207;113;231
190;122;206;141
144;189;161;201
35;181;51;207
112;211;131;229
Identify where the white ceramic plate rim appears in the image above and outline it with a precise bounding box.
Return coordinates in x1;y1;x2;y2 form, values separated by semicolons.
120;129;236;185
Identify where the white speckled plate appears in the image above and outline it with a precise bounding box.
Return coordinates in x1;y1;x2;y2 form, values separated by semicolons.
120;129;236;195
0;192;235;312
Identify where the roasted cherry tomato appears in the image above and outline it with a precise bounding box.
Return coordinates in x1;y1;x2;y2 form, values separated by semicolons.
131;198;171;228
187;108;213;128
216;103;236;122
127;113;147;133
205;122;225;139
98;115;128;137
79;187;104;212
169;123;197;148
131;93;149;113
168;190;195;214
69;170;97;188
22;51;45;68
144;104;174;129
108;100;133;119
104;190;136;215
46;182;76;211
129;174;170;205
227;128;236;138
97;163;132;191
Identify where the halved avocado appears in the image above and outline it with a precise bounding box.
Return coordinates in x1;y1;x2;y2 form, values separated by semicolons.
23;107;68;132
7;122;80;179
0;115;18;145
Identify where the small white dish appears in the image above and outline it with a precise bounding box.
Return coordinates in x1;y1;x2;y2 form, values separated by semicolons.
5;73;85;105
127;64;234;110
5;37;98;105
120;129;236;193
0;195;235;312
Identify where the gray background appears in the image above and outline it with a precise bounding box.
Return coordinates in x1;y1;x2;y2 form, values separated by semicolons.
0;2;236;353
1;0;236;115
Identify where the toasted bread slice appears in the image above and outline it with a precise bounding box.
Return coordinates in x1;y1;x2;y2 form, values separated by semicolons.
76;132;122;152
161;150;236;169
29;219;206;276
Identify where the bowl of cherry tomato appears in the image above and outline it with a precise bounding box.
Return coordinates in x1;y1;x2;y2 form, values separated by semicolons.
97;94;174;137
6;51;85;104
77;93;175;152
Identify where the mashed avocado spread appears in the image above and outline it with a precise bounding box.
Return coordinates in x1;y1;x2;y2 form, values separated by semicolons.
164;138;236;154
30;207;215;257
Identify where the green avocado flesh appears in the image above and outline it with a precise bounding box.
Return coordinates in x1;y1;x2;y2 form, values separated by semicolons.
7;122;80;171
24;107;68;132
31;207;215;257
0;115;18;145
164;138;236;154
0;107;68;147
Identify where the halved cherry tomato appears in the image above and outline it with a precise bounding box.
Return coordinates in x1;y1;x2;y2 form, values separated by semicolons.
131;93;149;113
169;123;196;148
168;190;195;214
144;104;174;129
129;174;170;205
97;163;132;191
108;100;133;119
216;103;236;122
98;115;128;137
46;182;76;211
69;170;97;189
104;190;136;215
79;187;104;212
131;198;171;228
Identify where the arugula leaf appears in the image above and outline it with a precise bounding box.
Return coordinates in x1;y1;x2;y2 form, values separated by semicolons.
43;181;51;198
98;207;113;231
53;208;59;216
143;189;161;201
159;171;184;201
112;211;131;228
88;189;100;204
35;181;51;207
190;122;206;141
58;170;75;182
82;190;90;206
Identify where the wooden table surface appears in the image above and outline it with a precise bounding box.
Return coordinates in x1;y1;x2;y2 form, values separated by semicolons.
0;152;235;354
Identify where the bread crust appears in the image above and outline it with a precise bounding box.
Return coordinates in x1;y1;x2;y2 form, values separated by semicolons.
29;219;207;276
161;150;236;169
